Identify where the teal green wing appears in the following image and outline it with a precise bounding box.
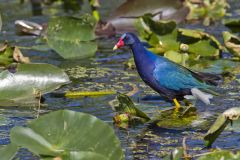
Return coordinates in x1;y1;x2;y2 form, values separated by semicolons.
153;58;209;91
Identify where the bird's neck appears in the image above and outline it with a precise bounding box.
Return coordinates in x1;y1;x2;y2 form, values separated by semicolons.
130;42;156;65
130;42;157;79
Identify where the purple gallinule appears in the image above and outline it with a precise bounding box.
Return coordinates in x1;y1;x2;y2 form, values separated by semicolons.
113;33;220;108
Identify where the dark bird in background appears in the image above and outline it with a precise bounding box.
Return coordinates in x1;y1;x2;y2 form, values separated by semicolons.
113;33;221;108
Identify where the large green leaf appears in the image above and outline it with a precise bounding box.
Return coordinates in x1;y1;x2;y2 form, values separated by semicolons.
0;63;70;106
141;15;176;35
203;114;230;147
59;151;108;160
197;150;240;160
10;110;124;160
135;17;179;54
188;39;219;57
115;93;151;122
0;144;18;160
223;31;240;57
204;107;240;147
223;18;240;33
164;50;189;65
154;106;197;129
178;28;221;57
46;15;97;59
135;16;221;62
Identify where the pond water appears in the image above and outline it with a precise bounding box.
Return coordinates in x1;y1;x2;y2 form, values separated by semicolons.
0;0;240;159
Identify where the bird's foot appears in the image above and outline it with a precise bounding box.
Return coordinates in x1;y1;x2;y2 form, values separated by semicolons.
173;98;181;111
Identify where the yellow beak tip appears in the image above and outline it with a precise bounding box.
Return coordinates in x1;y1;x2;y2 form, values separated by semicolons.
113;45;118;51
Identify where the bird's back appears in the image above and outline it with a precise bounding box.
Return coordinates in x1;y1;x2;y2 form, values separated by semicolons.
153;55;210;91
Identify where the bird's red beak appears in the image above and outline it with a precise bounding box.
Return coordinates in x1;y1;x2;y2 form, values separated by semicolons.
113;38;124;50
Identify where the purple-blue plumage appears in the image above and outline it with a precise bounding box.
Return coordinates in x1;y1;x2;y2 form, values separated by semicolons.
114;33;220;101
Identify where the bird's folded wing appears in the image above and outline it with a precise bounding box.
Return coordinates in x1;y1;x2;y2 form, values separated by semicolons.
153;64;208;91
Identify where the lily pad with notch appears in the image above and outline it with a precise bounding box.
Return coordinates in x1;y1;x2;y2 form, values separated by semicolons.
113;93;151;124
223;31;240;57
204;107;240;147
7;110;124;160
46;15;97;59
0;63;70;106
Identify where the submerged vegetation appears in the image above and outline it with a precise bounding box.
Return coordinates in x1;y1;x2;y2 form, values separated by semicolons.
0;0;240;159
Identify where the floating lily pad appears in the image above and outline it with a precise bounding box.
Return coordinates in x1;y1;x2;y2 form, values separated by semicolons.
188;39;220;57
178;28;221;57
189;59;238;74
0;63;70;106
135;16;221;62
197;150;240;160
141;15;176;35
154;106;197;129
114;93;151;123
178;28;222;48
164;50;189;66
204;107;240;147
185;0;229;26
0;144;18;160
9;110;124;160
223;31;240;57
223;18;240;33
135;17;179;54
46;15;97;59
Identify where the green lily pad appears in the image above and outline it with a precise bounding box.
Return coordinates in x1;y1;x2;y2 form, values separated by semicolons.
188;39;220;57
204;114;230;147
189;59;238;74
178;28;222;57
179;28;221;46
223;31;240;57
157;29;180;54
164;50;189;66
0;63;70;106
186;0;229;26
46;15;97;59
59;151;108;160
223;18;240;33
10;110;124;160
141;14;176;35
0;144;18;160
154;106;197;129
135;17;179;54
135;16;221;61
115;93;151;122
197;150;240;160
204;107;240;147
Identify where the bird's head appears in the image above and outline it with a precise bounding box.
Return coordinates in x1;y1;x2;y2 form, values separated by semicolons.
113;33;137;50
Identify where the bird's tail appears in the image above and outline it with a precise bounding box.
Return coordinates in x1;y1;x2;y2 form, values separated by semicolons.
191;88;213;105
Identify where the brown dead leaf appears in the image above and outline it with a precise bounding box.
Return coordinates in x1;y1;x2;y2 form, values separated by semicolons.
13;47;30;63
0;43;8;52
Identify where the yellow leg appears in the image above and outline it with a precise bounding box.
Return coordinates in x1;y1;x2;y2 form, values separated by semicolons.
173;98;181;109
